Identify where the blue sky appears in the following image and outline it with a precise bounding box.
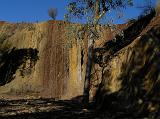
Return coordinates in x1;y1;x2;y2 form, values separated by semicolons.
0;0;68;22
0;0;157;24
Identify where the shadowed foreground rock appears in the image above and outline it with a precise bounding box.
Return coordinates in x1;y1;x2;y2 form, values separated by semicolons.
95;10;160;118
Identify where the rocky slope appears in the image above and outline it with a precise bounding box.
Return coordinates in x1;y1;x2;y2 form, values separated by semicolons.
95;10;160;118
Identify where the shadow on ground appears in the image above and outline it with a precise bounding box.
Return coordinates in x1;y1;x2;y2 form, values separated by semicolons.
0;97;100;119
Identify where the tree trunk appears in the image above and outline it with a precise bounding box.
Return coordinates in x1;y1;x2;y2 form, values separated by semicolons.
83;0;100;107
83;43;93;107
95;0;100;20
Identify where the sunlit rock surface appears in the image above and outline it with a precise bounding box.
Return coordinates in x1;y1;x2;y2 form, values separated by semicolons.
0;18;127;101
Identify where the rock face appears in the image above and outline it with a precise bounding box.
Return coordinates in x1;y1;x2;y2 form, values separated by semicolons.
0;21;85;100
0;20;125;100
95;10;160;116
1;11;159;118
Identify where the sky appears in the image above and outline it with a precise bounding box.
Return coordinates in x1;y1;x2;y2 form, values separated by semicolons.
0;0;157;24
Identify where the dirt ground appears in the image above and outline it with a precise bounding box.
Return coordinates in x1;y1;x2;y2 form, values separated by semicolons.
0;98;157;119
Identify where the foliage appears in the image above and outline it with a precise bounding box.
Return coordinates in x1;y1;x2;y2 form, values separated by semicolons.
138;7;155;20
94;10;155;66
66;0;133;23
65;0;134;47
66;0;134;106
65;24;86;48
65;24;77;48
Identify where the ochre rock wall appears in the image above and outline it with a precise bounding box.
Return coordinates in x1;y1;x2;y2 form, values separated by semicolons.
0;21;85;100
0;20;126;100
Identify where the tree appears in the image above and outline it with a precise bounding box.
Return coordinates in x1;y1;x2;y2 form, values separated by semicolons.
66;0;133;107
156;0;160;16
48;8;58;20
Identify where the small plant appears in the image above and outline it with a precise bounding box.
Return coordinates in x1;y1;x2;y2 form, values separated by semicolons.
48;8;58;20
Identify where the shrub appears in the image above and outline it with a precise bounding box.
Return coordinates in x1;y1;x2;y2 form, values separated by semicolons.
48;8;58;20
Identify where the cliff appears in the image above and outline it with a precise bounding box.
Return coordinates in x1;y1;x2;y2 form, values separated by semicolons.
0;21;79;99
0;19;126;100
0;9;160;119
